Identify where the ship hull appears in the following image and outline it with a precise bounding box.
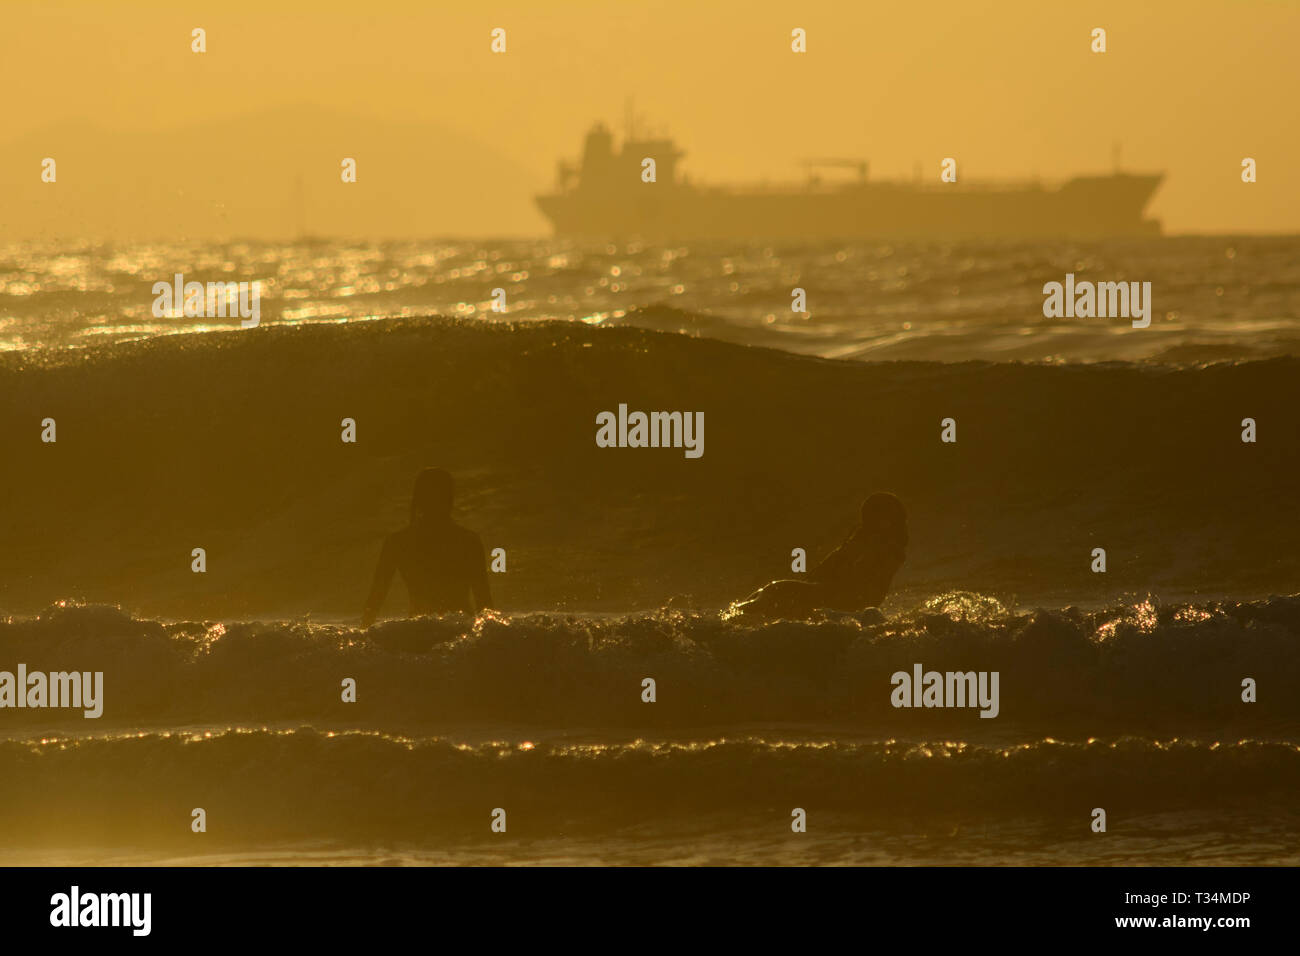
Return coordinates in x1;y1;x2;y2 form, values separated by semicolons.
536;174;1163;240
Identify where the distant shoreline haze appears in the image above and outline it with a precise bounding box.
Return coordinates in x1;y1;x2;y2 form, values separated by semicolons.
2;107;1290;239
3;0;1297;238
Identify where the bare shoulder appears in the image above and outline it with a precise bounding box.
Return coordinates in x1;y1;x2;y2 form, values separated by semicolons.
450;522;484;550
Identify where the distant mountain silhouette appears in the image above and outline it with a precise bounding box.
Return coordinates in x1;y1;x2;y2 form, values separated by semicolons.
0;104;546;240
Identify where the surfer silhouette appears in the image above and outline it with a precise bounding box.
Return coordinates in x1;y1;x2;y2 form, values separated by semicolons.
727;492;908;620
361;468;492;625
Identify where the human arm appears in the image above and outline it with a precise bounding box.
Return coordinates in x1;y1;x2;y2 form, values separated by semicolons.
361;536;397;627
470;533;493;612
808;527;865;584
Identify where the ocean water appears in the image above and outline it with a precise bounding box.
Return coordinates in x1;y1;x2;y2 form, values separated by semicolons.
0;237;1297;865
3;598;1299;865
3;236;1300;362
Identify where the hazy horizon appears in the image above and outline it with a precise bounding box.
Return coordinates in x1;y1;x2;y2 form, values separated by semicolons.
3;0;1297;239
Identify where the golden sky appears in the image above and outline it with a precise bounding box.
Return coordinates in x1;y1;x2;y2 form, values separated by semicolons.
2;0;1295;238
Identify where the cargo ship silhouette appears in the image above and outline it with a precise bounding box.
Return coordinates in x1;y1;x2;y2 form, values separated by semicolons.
536;122;1164;239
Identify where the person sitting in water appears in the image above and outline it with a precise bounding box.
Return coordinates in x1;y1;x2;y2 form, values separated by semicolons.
727;492;908;620
361;467;492;626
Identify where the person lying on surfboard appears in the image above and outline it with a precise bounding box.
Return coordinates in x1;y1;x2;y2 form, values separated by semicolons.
726;492;908;621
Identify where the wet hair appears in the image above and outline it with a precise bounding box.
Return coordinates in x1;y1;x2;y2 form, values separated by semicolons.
411;467;454;524
860;492;908;552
